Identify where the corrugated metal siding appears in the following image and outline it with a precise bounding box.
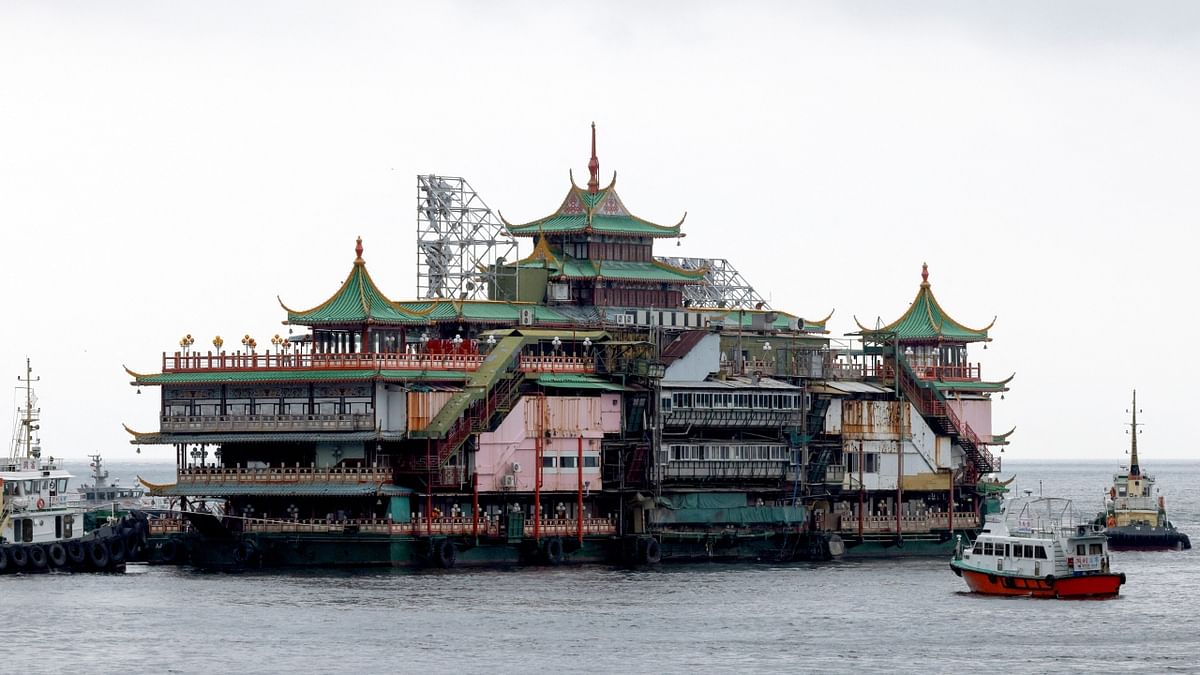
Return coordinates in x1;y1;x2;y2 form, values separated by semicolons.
407;391;456;432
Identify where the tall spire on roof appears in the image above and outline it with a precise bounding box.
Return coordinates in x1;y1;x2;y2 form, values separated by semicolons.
355;236;364;264
587;122;599;194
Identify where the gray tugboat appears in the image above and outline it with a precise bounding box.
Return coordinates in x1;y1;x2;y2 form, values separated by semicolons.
1097;391;1191;551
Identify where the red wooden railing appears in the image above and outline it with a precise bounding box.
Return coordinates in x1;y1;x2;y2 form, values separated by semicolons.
161;351;594;374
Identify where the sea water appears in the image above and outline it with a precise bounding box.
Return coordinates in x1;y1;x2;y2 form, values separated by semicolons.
2;461;1196;674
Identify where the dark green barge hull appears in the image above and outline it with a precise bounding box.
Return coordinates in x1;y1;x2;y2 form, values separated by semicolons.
146;529;843;570
838;530;978;558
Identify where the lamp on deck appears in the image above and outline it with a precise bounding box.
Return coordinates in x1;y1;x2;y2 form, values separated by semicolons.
179;334;194;354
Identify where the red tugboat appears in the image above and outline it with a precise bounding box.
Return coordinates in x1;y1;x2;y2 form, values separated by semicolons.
951;496;1125;599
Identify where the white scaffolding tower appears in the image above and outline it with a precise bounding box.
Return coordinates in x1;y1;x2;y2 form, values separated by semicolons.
655;256;769;309
416;175;518;300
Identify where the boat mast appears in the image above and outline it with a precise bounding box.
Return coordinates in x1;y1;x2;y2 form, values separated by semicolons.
10;357;41;461
1127;389;1140;478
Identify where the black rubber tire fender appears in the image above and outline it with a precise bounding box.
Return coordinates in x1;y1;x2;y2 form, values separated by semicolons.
544;537;565;565
87;540;110;568
47;543;68;568
950;562;962;577
1119;572;1127;585
0;547;9;572
66;540;86;565
10;545;28;569
107;536;127;565
28;545;48;570
642;538;662;565
159;539;179;564
234;540;259;565
1044;575;1055;588
434;539;456;569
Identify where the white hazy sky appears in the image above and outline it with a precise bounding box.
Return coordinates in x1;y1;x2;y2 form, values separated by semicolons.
2;2;1198;462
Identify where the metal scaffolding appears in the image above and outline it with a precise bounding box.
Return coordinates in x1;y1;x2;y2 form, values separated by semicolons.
656;256;769;309
416;175;518;300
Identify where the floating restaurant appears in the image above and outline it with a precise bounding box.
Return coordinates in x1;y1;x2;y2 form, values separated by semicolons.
128;126;1009;567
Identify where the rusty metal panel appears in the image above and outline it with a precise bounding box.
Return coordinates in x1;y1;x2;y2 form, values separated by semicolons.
406;391;455;432
841;400;910;440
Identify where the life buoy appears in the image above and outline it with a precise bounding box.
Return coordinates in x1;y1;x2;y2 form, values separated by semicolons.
28;545;48;570
87;540;110;568
641;538;662;565
36;498;45;509
65;540;86;565
544;537;565;566
47;543;67;568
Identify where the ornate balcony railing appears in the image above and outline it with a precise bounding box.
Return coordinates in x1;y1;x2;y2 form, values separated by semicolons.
162;351;487;373
161;413;375;433
176;466;393;484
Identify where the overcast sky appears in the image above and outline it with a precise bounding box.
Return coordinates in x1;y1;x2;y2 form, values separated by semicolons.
2;2;1198;463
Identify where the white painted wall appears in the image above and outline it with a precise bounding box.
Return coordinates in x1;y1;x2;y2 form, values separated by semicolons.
662;332;720;381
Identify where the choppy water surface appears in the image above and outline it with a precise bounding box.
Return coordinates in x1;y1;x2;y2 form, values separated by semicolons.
4;461;1197;674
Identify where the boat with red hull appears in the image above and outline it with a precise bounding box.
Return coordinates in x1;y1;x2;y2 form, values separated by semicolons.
951;496;1125;599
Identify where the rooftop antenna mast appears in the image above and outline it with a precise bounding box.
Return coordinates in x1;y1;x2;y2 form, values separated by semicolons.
416;175;518;300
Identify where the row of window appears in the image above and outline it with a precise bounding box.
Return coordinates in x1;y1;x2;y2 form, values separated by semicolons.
166;398;372;417
9;514;74;542
972;540;1049;559
666;392;802;411
668;444;792;462
540;455;601;470
846;452;880;474
2;478;68;496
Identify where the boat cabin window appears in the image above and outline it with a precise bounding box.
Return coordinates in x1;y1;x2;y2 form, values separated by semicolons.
983;542;994;556
1013;545;1023;559
972;543;983;555
1089;543;1103;555
1035;546;1047;559
1076;544;1086;556
21;518;33;543
1024;545;1034;558
1004;543;1010;557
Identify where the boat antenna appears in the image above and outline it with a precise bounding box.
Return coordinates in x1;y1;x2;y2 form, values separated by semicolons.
1126;389;1142;477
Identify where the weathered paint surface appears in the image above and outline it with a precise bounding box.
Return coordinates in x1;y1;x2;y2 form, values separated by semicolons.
475;394;620;493
836;400;955;491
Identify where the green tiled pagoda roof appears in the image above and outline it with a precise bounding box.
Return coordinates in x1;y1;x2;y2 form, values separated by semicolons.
501;179;684;239
394;299;575;324
129;369;470;386
724;309;833;333
855;264;993;343
514;239;704;284
931;376;1013;393
283;239;423;326
530;373;626;391
129;430;408;446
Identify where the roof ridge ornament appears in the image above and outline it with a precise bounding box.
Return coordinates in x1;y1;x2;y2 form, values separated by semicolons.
587;122;599;194
355;236;364;264
921;262;929;286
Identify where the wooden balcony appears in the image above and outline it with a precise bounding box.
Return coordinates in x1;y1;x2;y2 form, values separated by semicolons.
161;413;375;433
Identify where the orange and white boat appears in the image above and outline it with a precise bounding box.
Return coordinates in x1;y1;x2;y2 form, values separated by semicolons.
950;496;1125;599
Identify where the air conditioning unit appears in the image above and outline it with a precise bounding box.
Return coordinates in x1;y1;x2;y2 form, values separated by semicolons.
511;462;522;473
519;308;535;326
502;474;516;488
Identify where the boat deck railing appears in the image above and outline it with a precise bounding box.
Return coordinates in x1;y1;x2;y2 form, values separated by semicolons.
837;511;977;534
